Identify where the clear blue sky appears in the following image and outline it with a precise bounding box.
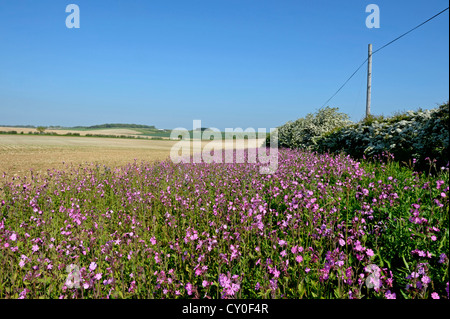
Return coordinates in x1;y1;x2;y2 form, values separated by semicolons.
0;0;448;130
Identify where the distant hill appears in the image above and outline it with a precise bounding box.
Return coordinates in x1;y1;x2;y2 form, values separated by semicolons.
72;124;156;130
0;125;36;128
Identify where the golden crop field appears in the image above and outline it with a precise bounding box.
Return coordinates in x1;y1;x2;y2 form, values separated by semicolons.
0;134;265;176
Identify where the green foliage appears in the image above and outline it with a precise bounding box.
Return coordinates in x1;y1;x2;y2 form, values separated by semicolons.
74;123;156;129
36;126;47;134
361;114;386;126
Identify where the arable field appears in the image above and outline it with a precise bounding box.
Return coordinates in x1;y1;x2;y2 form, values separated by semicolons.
0;134;266;176
0;126;148;138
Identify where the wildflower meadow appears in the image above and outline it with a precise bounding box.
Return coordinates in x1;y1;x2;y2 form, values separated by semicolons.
0;149;448;299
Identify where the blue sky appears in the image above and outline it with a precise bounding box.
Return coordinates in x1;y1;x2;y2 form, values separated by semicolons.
0;0;448;130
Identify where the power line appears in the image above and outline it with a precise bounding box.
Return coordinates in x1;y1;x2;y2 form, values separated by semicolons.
320;6;449;109
320;58;367;108
373;7;449;55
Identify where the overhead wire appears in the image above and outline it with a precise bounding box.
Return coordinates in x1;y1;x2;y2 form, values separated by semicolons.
320;7;449;109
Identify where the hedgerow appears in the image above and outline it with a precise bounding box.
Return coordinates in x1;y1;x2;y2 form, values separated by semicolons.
269;102;449;171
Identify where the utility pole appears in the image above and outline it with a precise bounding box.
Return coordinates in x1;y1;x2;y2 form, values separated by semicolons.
366;43;372;118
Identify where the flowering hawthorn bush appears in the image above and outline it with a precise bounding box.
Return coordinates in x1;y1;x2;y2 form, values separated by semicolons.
0;149;448;299
271;102;448;171
269;106;351;149
317;102;449;171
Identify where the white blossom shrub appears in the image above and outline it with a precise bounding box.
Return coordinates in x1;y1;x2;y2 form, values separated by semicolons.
270;102;449;170
316;102;449;170
269;106;352;149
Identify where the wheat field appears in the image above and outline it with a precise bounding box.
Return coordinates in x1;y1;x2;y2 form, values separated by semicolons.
0;134;265;176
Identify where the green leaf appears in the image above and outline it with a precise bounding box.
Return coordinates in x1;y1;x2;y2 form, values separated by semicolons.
376;250;384;268
334;288;341;298
402;254;410;271
297;282;305;297
400;289;410;299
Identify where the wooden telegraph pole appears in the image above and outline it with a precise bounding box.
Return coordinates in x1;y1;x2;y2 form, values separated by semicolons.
366;44;372;118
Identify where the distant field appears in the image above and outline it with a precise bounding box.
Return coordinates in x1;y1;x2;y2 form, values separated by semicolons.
0;134;265;176
0;126;154;138
0;126;269;140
